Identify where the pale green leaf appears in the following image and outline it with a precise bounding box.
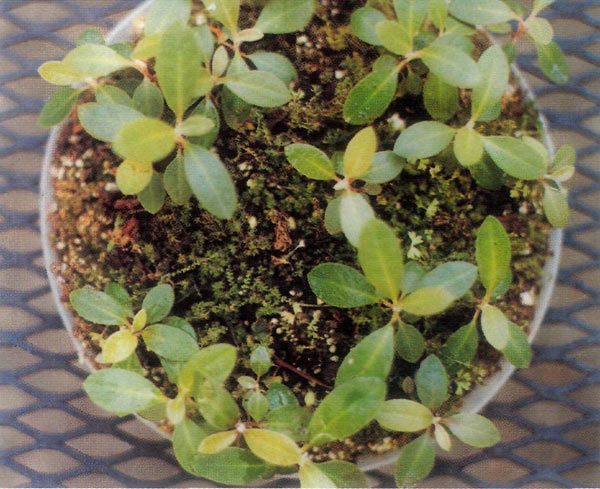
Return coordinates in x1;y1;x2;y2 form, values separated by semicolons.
423;73;458;121
376;399;433;432
78;102;144;143
415;354;448;409
164;155;192;205
179;344;237;390
116;160;153;195
237;28;264;43
361;151;404;184
476;215;511;294
357;219;404;301
543;184;569;228
344;127;378;179
393;0;429;41
38;87;83;127
401;286;456;316
247;51;297;84
96;85;133;107
145;0;191;36
336;325;394;386
132;34;161;60
536;41;568;84
114;117;176;163
70;288;129;325
401;261;426;294
376;20;412;56
195;380;240;429
454;126;484;166
394;434;436;487
173;418;208;474
435;424;452;451
526;17;554;45
550;144;576;173
198;430;238;454
184;144;238;220
243;391;269;422
417;261;478;299
339;192;375;247
394;121;455;159
285;144;335;180
351;7;386;45
212;45;230;77
308;263;379;308
483;136;547;180
343;66;398;125
131;309;147;331
300;461;367;489
244;429;301;466
472;44;509;121
534;0;556;12
324;197;342;235
395;321;425;363
265;405;309;441
104;282;132;314
250;345;271;377
77;29;105;46
133;79;164;118
421;41;481;88
428;0;449;29
38;61;82;85
225;70;291;107
188;99;220;147
445;412;500;447
299;462;337;488
481;304;510;350
83;368;159;415
143;324;198;361
255;0;314;34
178;115;215;137
308;377;386;445
138;171;166;214
103;329;139;364
449;0;515;25
63;44;131;78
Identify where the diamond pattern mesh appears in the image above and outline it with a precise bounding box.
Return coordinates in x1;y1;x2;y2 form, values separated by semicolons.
0;0;598;487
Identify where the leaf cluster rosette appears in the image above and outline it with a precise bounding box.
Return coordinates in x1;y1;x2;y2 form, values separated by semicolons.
43;0;576;486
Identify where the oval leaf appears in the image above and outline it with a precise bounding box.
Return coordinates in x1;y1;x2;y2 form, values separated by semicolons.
536;41;568;84
192;447;269;486
449;0;515;25
255;0;315;34
133;79;165;118
502;322;532;368
164;155;193;205
344;127;378;179
343;66;398;125
415;354;448;409
401;286;456;316
103;329;139;364
443;320;479;364
351;7;386;45
362;151;404;184
423;73;458;121
78;102;144;143
114;118;176;163
395;321;425;363
445;412;500;447
483;136;547;180
472;44;509;121
247;51;298;84
454;126;484;166
340;192;375;247
225;70;291;108
394;121;455;159
138;171;166;214
481;304;510;350
142;324;199;362
476;215;511;294
142;283;174;323
38;87;82;127
417;261;478;299
70;288;129;325
63;44;131;78
243;429;301;466
116;160;153;195
285;144;335;180
543;185;569;228
376;399;433;432
421;42;481;88
38;60;82;85
198;430;238;454
308;263;379;308
394;434;436;488
145;0;191;36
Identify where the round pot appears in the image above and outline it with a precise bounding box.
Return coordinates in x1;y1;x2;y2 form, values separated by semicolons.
40;0;563;479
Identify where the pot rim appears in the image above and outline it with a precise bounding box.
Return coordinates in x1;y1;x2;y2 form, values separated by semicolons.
39;0;563;478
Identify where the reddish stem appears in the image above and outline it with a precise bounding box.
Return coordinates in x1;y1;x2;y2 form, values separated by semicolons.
272;355;332;390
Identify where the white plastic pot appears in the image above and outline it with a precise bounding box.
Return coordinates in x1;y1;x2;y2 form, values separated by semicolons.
40;0;563;478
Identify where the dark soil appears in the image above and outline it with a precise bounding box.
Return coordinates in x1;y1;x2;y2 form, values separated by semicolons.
48;0;552;461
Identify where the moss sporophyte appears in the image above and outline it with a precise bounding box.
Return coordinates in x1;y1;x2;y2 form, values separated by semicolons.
40;0;573;486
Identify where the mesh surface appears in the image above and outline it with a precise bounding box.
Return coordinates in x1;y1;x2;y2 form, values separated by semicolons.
0;1;598;487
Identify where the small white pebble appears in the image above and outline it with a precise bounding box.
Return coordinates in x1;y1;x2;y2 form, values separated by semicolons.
389;113;406;131
520;290;535;306
195;13;207;25
75;159;84;168
56;242;66;250
248;216;258;229
519;202;529;214
329;345;336;353
297;35;308;45
105;182;119;192
335;70;345;80
239;162;248;171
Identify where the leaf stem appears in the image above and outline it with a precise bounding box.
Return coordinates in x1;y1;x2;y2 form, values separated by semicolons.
272;355;332;389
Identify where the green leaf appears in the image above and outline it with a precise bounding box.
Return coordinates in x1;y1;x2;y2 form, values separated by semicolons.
114;351;144;375
344;126;378;179
250;345;271;377
415;354;448;409
192;448;269;486
83;368;159;415
336;325;394;386
225;70;291;108
116;160;153;195
502;322;532;368
308;263;379;308
340;192;375;247
38;61;82;85
198;430;238;454
145;0;191;36
114;117;176;162
300;461;367;488
131;309;148;331
376;399;433;432
343;66;398;125
63;44;131;78
445;412;500;447
156;22;202;117
195;380;240;429
536;41;568;84
550;144;576;173
77;29;105;46
394;121;455;159
361;151;404;184
470;153;505;190
166;316;196;340
96;85;133;107
421;41;481;88
265;405;309;441
543;184;569;228
179;344;237;390
324;197;342;235
255;0;314;34
202;0;240;34
194;24;216;63
394;434;436;487
526;17;553;45
491;268;513;299
178;115;215;137
221;86;252;129
423;73;458;121
247;51;297;84
132;34;161;60
102;329;139;364
481;304;510;350
454;127;484;167
143;283;175;324
484;135;547;180
78;102;144;142
417;261;478;299
357;219;404;301
472;45;509;121
184;144;238;220
401;261;426;294
300;461;336;488
476;215;511;294
351;7;386;45
428;0;449;29
244;429;301;466
267;383;299;410
104;282;132;314
534;0;556;12
395;321;425;363
38;87;83;127
443;320;479;364
285;144;335;180
142;324;198;361
393;0;429;42
308;377;386;445
173;418;208;474
138;171;166;214
70;288;129;325
376;20;413;56
188;99;220;147
132;79;164;118
164;155;192;205
401;287;456;316
449;0;515;25
243;391;269;422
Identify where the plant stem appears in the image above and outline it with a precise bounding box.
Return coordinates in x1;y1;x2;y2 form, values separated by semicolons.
272;355;332;389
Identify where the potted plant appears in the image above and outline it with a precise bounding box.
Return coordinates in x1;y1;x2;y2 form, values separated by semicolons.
39;0;574;486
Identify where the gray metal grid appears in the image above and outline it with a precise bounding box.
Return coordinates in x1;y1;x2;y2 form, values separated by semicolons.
0;0;598;487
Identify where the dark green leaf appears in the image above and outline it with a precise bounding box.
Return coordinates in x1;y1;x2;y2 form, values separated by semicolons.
443;320;479;364
104;282;133;314
38;87;83;127
394;434;436;487
502;322;532;368
423;73;458;121
132;79;164;118
243;391;270;422
336;325;394;386
343;66;398;125
173;418;208;474
70;288;129;325
138;171;166;214
470;154;505;190
267;383;299;410
476;215;511;294
164;155;192;205
265;405;310;441
166;316;196;340
308;263;379;308
536;41;568;84
401;261;426;294
191;448;269;486
415;354;448;409
395;321;425;363
308;377;386;445
142;324;198;361
393;0;429;42
77;29;105;46
250;345;272;377
350;6;386;45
